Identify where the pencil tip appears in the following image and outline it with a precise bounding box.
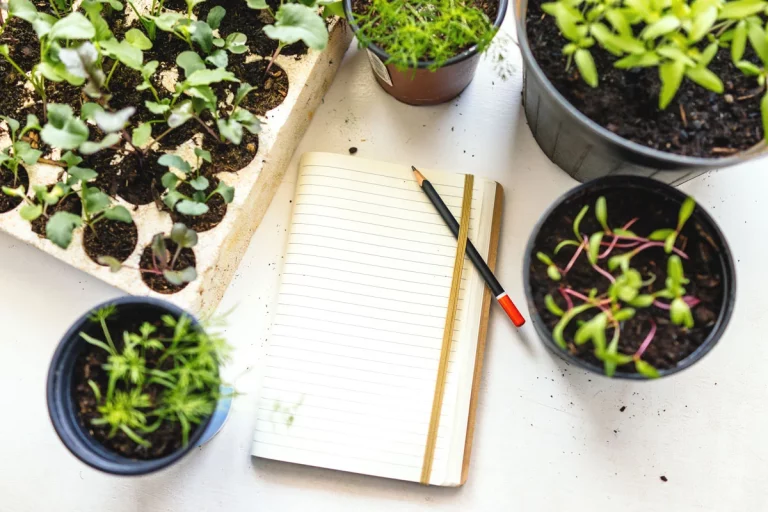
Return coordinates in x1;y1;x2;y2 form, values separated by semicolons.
412;166;425;186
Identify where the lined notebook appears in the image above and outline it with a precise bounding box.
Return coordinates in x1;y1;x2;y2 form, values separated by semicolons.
251;152;503;486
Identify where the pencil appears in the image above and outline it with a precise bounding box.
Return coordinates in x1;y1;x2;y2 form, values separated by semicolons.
412;167;525;327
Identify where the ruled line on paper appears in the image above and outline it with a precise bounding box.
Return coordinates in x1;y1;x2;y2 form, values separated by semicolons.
281;262;468;288
285;252;458;278
300;173;468;199
281;273;467;299
301;164;467;190
297;193;470;218
298;183;477;208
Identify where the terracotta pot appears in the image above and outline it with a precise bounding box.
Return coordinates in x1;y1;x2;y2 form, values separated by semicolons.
514;0;768;185
344;0;508;105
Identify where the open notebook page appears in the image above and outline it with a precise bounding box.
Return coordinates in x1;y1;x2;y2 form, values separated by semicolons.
252;152;497;486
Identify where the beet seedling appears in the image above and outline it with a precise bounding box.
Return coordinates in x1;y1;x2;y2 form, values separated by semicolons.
0;114;42;187
159;149;234;216
536;196;701;378
80;303;228;447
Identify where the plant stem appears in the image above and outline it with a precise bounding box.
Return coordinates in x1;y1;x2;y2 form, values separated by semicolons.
559;287;574;311
633;319;657;360
563;239;587;274
591;262;615;283
653;297;700;310
170;244;182;270
105;60;120;90
194;116;222;143
100;317;116;353
265;43;284;77
598;218;639;259
153;126;176;145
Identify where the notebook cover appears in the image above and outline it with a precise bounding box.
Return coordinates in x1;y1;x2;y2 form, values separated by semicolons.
459;182;504;486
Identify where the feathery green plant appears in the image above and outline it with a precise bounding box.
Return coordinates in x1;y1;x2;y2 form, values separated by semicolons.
81;304;229;447
352;0;497;71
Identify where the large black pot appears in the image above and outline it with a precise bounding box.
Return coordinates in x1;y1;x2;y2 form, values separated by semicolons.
523;176;736;379
47;297;226;475
514;0;767;185
344;0;508;105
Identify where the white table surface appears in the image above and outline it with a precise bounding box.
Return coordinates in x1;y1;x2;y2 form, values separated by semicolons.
1;18;767;512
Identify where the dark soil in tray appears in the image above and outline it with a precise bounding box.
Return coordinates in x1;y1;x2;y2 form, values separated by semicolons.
73;316;193;459
83;218;139;264
169;177;228;232
217;60;290;116
83;149;120;196
525;0;764;157
115;150;167;206
140;238;197;294
30;187;83;236
529;187;726;373
0;166;30;214
204;130;259;173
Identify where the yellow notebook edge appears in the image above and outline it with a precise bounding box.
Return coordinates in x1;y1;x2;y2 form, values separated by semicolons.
459;182;504;486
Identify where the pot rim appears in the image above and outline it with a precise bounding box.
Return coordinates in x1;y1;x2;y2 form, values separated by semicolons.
46;296;216;475
522;175;737;379
514;0;766;168
342;0;509;69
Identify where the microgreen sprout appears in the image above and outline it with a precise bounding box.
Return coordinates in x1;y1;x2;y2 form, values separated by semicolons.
80;303;229;447
537;195;702;378
258;0;330;75
159;148;234;216
100;223;199;286
352;0;497;71
0;114;42;187
540;0;768;139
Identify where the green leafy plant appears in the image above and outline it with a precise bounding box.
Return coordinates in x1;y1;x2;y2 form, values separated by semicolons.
80;303;229;447
540;0;768;139
2;180;75;223
159;149;234;216
45;151;133;248
100;223;199;285
535;196;701;378
351;0;497;70
253;0;331;74
0;114;42;187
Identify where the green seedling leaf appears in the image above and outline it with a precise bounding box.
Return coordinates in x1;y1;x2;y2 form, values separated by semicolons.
104;205;132;223
97;255;123;272
100;38;143;70
629;294;655;307
547;265;562;282
170;222;198;248
536;252;554;266
168;102;193;128
574;49;598;87
20;204;43;221
575;312;607;346
164;266;197;285
736;60;763;76
613;308;636;322
264;3;329;50
213;181;234;203
68;166;98;182
635;359;660;378
664;232;678;253
747;20;768;64
194;148;212;163
670;297;694;328
234;83;255;106
176;199;210;216
207;6;226;30
553;304;593;349
612;228;638;238
678;197;696;230
41;104;89;150
545;294;565;316
595;196;609;232
689;6;717;42
145;101;171;114
132;123;152;148
648;228;675;241
642;15;681;40
162;172;179;189
554;240;581;254
608;253;631;272
699;42;719;67
79;133;121;155
224;33;248;54
685;66;724;93
323;1;344;17
158;154;192;173
1;185;25;198
189;176;209;191
191;20;214;53
186;68;239;86
94;107;135;133
47;211;83;248
719;0;767;19
246;0;268;7
50;12;96;40
659;59;685;109
84;189;111;216
587;232;604;265
573;205;588;239
732;20;748;62
667;255;685;286
177;51;206;77
206;49;228;68
217;118;243;144
126;28;153;50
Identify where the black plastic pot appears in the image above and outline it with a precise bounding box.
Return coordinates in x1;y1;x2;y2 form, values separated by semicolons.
514;0;767;185
47;297;224;475
344;0;508;105
522;176;736;379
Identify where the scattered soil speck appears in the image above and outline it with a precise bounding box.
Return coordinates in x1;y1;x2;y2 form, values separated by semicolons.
620;406;626;412
349;147;358;155
660;476;668;482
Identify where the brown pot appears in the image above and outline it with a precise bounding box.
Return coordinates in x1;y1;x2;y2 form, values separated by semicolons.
343;0;508;105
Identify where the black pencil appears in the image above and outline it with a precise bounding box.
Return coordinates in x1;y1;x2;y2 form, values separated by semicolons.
412;167;525;327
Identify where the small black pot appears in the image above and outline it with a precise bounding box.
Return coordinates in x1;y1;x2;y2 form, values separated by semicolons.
514;0;767;185
344;0;508;105
522;176;736;379
47;297;216;475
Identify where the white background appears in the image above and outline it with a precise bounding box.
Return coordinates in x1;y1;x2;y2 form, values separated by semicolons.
1;19;767;512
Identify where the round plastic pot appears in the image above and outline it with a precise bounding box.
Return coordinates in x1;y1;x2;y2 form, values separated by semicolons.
344;0;508;105
522;176;736;379
47;296;229;475
514;0;767;185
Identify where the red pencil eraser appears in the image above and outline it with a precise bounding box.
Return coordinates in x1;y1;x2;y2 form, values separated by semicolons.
498;293;525;327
